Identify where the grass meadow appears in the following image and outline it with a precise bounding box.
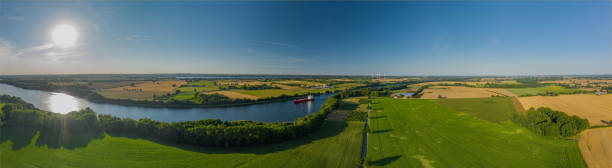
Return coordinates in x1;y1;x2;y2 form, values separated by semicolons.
366;97;586;167
0;120;363;167
505;85;583;97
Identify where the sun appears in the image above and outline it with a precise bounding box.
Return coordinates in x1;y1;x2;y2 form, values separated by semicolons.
51;24;78;48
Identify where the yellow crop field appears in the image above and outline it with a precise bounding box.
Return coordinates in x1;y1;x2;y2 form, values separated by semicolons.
98;80;187;100
518;94;612;126
206;91;259;100
412;81;489;87
275;80;325;87
540;79;612;87
579;128;612;168
420;86;516;99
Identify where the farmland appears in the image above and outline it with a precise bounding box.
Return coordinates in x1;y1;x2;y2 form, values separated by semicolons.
97;80;187;100
0;121;363;168
518;94;612;126
578;127;612;168
433;97;518;123
505;85;584;97
420;86;515;99
366;97;585;167
0;95;366;167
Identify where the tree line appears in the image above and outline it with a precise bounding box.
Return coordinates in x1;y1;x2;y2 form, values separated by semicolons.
0;93;341;147
513;107;589;138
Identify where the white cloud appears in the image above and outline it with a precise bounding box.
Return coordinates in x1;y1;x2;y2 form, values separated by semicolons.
0;38;86;74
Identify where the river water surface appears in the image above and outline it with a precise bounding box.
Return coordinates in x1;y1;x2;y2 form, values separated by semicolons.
0;83;333;122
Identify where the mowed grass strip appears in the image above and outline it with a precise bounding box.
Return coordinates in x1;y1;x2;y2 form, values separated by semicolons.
367;98;586;168
0;121;364;168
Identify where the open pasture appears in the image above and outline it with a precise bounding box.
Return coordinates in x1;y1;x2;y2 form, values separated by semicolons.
367;98;586;167
505;85;584;97
98;80;187;100
433;97;518;123
420;86;515;99
578;127;612;168
518;94;612;126
0;119;364;168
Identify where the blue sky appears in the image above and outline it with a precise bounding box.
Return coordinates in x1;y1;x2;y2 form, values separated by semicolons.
0;1;610;75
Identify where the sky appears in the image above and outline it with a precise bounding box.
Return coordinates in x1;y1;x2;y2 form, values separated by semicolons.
0;1;610;76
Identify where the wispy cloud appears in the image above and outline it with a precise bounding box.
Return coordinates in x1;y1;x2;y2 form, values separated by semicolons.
0;38;84;69
247;40;301;49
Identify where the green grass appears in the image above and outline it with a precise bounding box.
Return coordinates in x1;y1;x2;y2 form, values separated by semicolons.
1;120;364;167
505;85;582;96
367;97;586;168
170;80;220;101
433;97;517;123
343;98;368;122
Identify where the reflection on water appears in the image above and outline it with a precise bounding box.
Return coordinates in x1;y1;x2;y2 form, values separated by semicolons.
0;83;334;122
46;93;80;114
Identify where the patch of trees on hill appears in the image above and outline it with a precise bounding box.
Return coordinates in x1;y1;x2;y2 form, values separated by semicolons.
514;107;589;138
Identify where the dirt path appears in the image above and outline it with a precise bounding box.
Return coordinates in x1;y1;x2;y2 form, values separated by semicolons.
579;127;612;168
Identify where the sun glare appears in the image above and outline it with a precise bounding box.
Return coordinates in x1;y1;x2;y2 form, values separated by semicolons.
51;24;78;48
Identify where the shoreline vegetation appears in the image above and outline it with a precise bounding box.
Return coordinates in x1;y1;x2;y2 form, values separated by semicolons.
0;78;417;108
0;86;391;147
0;79;332;108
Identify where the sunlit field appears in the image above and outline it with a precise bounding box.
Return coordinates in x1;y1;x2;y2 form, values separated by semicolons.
366;98;585;167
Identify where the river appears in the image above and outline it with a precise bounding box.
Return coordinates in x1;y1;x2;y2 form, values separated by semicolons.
0;83;333;122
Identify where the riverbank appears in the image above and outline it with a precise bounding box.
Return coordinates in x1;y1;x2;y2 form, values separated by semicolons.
0;80;335;109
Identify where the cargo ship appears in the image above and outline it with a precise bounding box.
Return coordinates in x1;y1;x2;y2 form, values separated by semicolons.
293;95;314;104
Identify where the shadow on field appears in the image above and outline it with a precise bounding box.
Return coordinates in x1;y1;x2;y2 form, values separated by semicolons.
370;116;387;119
0;126;104;150
369;155;403;166
372;129;392;134
0;126;38;150
35;128;104;149
339;101;359;110
107;121;348;155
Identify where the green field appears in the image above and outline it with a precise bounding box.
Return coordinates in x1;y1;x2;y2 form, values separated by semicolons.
367;97;585;167
433;97;517;123
171;80;220;101
505;85;582;96
342;97;368;122
1;120;363;167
